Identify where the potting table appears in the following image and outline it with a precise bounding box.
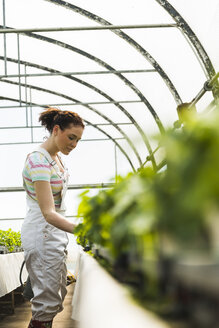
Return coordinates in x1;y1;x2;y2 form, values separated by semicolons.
0;252;28;312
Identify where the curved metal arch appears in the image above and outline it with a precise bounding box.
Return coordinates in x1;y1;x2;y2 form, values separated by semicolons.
1;77;143;166
0;56;145;165
0;56;143;166
0;26;158;168
26;28;164;136
0;95;136;172
0;56;143;135
155;0;219;98
45;0;182;105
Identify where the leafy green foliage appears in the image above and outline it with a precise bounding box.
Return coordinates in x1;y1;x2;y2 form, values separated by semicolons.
156;111;219;252
74;106;219;306
0;229;22;253
75;168;159;281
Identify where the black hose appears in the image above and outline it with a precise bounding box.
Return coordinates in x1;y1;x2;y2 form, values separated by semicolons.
19;260;34;300
19;260;25;286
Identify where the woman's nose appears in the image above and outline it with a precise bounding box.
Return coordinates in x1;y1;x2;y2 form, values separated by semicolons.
71;140;77;148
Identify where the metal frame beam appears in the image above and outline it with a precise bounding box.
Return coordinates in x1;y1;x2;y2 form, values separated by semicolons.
0;56;154;155
0;78;143;166
0;68;156;79
0;138;125;146
44;0;182;105
0;96;136;171
0;56;157;168
3;1;209;170
2;0;7;75
0;216;80;220
155;0;219;98
0;23;177;34
0;100;142;109
189;72;219;108
0;183;115;193
0;1;215;171
0;123;133;129
0;27;163;154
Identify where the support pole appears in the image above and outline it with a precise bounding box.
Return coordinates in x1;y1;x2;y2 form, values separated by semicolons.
24;65;28;126
29;87;33;142
114;144;118;184
2;0;7;75
189;72;219;108
17;34;22;106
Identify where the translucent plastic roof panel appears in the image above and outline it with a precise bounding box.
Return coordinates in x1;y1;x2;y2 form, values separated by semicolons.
169;0;219;71
0;0;218;176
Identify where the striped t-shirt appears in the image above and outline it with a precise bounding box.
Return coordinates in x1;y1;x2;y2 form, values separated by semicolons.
22;151;63;208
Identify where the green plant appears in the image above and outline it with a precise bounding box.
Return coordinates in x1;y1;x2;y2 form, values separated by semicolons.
75;169;158;260
0;229;22;253
155;110;219;254
74;168;160;301
74;105;219;310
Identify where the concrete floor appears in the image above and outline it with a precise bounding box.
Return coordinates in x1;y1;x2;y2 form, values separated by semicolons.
0;283;78;328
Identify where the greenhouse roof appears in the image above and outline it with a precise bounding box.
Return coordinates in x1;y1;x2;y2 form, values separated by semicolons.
0;0;219;179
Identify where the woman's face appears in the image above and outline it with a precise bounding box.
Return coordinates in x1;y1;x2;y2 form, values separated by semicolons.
54;124;84;155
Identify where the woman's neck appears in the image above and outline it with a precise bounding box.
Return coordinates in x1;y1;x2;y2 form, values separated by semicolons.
40;137;58;159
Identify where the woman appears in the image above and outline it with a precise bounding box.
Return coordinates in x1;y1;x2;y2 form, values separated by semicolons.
21;107;85;328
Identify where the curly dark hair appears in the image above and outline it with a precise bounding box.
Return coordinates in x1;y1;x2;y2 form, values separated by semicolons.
39;107;85;133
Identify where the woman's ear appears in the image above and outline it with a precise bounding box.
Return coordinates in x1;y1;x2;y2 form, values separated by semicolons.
53;124;59;136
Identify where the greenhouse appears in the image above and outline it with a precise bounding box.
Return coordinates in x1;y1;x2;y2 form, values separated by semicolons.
0;0;219;327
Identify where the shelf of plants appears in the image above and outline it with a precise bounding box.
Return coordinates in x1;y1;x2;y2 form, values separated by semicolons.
74;105;219;328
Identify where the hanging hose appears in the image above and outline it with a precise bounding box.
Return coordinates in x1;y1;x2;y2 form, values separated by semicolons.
19;260;25;286
19;260;34;300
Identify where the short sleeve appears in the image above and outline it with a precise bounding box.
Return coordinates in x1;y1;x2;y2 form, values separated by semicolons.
26;152;51;182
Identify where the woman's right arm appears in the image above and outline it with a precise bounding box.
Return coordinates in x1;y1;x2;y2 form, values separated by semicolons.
34;180;76;233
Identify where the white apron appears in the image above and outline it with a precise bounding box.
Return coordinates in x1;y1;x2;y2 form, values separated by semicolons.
21;147;69;321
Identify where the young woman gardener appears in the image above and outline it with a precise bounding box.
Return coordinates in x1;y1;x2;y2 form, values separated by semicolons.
21;107;85;328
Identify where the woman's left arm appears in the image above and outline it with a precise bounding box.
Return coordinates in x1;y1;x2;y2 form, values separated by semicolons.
34;180;76;233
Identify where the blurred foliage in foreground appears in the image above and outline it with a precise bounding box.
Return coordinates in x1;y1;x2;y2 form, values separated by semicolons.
74;107;219;310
